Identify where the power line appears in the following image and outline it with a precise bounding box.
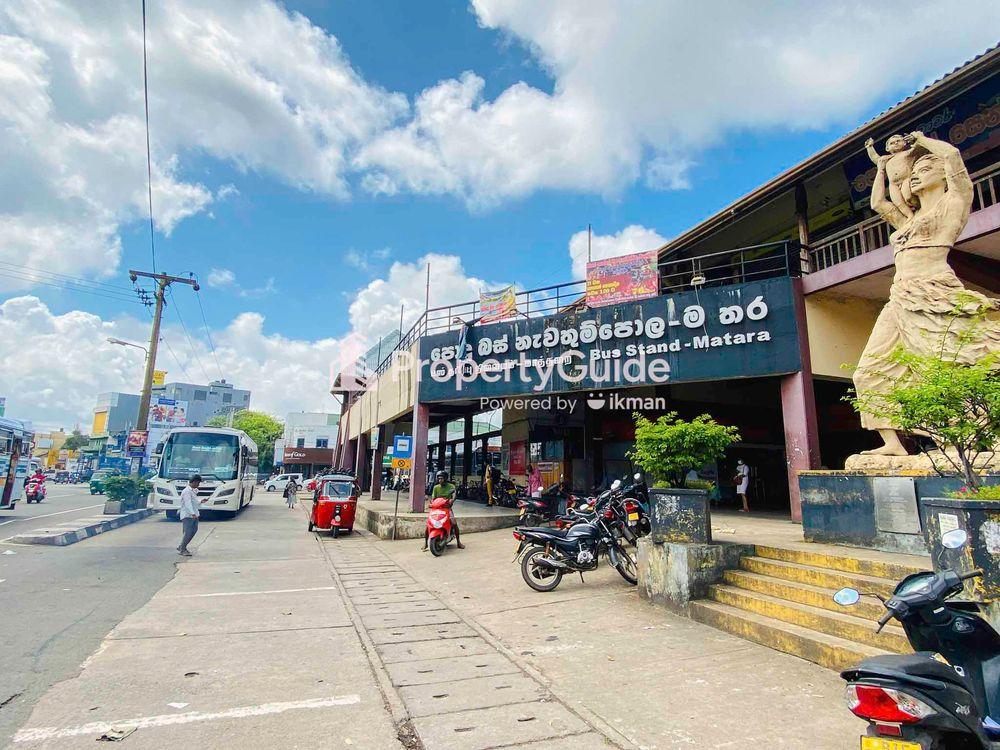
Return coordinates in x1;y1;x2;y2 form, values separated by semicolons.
0;260;138;294
141;302;189;379
194;286;225;380
0;269;141;305
141;0;156;273
167;286;211;382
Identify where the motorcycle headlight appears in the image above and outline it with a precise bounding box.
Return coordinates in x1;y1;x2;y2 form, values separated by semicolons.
430;516;445;529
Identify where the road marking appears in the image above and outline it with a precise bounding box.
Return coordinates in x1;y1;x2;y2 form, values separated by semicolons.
12;694;361;742
164;585;339;599
0;504;104;527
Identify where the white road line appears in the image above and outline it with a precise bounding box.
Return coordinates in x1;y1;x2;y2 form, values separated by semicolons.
13;694;361;742
0;504;104;527
164;585;339;599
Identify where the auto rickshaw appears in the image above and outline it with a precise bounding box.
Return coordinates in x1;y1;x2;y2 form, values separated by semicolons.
308;474;358;538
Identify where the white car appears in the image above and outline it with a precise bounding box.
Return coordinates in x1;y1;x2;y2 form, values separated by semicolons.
266;473;304;492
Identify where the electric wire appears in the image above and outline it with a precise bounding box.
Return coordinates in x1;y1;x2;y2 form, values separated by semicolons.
0;270;142;305
141;0;156;273
193;286;225;380
166;286;211;382
140;302;190;380
0;260;138;294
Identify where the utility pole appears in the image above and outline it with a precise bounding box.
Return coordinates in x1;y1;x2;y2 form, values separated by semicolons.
130;270;199;435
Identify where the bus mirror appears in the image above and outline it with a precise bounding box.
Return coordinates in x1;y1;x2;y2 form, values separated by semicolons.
154;442;164;456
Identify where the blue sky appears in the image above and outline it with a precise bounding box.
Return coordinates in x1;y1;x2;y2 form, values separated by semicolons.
2;0;997;427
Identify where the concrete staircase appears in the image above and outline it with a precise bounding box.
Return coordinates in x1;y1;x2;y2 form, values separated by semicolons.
689;544;928;671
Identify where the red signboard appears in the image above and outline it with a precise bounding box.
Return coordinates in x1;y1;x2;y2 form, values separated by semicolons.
508;441;526;477
585;250;659;308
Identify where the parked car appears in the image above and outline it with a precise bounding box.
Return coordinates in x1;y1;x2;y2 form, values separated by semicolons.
265;473;304;493
89;469;121;495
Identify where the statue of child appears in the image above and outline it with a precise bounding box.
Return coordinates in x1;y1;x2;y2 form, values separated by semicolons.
865;134;917;219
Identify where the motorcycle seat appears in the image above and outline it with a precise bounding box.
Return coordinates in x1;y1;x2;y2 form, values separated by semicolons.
517;526;568;538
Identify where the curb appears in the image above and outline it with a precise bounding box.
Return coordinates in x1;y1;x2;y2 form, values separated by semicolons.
9;508;158;546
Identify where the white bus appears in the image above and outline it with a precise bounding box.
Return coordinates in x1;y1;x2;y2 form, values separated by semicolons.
149;427;258;519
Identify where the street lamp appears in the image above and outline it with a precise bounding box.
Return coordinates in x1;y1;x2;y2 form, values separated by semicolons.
107;337;148;356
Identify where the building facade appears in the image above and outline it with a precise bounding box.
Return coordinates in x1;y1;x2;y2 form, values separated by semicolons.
275;412;340;477
336;46;1000;520
150;379;250;427
91;392;140;436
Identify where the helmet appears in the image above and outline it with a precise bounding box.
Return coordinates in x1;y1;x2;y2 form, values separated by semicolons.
436;470;448;482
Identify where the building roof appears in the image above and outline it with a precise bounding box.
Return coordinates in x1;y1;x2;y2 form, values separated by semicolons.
656;44;1000;258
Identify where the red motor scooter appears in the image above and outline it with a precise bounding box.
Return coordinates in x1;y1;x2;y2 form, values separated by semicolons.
426;497;455;556
25;479;46;504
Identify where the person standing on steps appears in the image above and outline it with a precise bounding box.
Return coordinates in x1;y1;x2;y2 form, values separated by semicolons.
178;475;206;557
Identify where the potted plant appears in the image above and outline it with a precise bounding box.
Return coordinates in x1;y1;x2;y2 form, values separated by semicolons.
629;412;740;543
103;475;152;514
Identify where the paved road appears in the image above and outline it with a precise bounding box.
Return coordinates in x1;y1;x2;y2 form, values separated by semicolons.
0;485;183;747
0;484;106;540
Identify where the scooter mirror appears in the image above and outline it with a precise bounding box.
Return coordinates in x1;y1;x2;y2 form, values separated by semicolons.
611;479;622;491
833;588;861;607
942;528;969;549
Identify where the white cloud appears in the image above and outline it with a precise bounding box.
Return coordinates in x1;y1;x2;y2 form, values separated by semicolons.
568;224;668;280
344;247;392;272
206;268;236;288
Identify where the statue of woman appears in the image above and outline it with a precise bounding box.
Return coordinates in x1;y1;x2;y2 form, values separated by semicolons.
853;131;1000;456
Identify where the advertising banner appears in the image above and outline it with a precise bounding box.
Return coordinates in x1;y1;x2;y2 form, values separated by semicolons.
508;441;526;477
479;286;518;323
148;397;188;429
419;276;801;402
152;370;167;386
586;250;659;308
126;430;148;457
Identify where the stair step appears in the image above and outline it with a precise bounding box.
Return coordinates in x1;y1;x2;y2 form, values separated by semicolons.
740;557;898;598
754;545;927;581
722;569;887;623
708;584;909;654
689;599;890;672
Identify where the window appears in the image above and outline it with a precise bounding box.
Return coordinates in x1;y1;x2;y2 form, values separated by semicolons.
296;438;305;448
316;438;328;448
193;390;207;401
222;393;232;404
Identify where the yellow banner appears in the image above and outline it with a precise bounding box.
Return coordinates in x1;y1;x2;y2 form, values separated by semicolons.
152;370;167;386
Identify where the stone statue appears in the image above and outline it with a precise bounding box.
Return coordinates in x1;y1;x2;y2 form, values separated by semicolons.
852;131;1000;458
865;135;918;219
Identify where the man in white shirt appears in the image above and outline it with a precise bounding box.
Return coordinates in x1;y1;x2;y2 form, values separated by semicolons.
178;474;205;556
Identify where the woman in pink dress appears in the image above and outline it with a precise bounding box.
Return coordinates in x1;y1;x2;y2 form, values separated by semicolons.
526;465;543;498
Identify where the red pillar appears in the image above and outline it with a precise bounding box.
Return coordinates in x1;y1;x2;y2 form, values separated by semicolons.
437;422;447;477
781;278;820;522
342;436;356;472
409;403;430;512
370;425;385;501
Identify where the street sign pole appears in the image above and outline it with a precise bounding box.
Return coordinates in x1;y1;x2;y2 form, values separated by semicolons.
390;435;413;541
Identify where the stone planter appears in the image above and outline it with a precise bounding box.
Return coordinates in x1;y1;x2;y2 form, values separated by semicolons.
648;487;710;544
103;499;124;515
924;496;1000;603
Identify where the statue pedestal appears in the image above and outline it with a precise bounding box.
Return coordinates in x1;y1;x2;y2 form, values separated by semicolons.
845;450;1000;474
799;470;1000;556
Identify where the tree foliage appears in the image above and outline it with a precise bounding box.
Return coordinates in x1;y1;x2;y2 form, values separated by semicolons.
207;410;284;472
629;412;740;488
103;475;151;506
62;430;89;452
852;347;1000;488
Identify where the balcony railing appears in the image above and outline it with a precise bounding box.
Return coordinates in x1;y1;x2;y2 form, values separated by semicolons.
809;162;1000;272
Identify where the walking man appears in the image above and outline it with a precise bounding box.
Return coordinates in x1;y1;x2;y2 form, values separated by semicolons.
178;474;205;556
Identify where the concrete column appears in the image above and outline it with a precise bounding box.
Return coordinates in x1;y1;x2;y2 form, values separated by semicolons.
370;425;385;501
437;422;447;478
794;181;811;274
409;403;430;512
462;414;473;486
780;278;820;522
354;435;368;490
342;436;356;473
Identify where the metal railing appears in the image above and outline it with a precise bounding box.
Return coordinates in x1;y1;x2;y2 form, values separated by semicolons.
809;162;1000;272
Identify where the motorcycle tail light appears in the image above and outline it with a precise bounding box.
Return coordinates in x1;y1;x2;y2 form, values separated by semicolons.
603;509;614;519
624;501;638;512
846;684;935;724
513;531;524;540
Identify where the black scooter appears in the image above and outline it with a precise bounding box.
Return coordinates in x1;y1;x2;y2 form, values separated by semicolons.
838;528;1000;749
516;481;575;525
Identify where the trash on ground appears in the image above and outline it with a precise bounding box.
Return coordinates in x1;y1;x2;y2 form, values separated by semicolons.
97;727;136;742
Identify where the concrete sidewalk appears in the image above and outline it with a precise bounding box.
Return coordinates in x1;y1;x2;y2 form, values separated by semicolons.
10;495;399;748
7;508;156;546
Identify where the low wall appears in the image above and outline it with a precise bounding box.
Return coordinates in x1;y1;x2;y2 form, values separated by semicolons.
355;503;521;540
638;538;753;613
799;471;1000;555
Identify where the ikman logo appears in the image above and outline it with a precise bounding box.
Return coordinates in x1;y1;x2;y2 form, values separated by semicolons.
586;392;667;411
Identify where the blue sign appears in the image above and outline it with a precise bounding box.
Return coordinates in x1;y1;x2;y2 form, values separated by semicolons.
393;435;413;459
418;277;801;402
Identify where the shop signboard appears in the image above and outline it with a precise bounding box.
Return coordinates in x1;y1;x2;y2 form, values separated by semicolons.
508;441;526;477
148;397;187;429
586;250;659;308
418;276;801;402
282;446;335;465
479;286;517;323
126;430;148;458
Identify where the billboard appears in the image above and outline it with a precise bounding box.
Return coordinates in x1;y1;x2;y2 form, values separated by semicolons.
586;250;659;308
148;397;187;428
479;286;518;323
152;370;167;386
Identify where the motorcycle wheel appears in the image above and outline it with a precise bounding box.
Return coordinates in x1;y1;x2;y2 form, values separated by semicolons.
521;548;563;592
612;545;638;585
429;535;446;557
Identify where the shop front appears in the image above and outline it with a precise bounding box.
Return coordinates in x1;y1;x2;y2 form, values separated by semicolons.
282;446;335;479
415;274;819;517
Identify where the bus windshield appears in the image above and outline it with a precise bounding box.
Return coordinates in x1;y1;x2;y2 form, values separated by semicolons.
160;432;240;481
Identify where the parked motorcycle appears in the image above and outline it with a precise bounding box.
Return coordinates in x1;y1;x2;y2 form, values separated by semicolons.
838;527;997;749
512;501;638;592
25;479;46;504
517;481;576;525
425;497;456;556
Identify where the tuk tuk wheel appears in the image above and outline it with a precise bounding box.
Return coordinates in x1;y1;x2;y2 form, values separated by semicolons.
308;521;314;532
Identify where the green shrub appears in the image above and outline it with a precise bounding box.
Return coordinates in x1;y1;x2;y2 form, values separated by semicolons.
629;412;740;488
103;475;151;504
